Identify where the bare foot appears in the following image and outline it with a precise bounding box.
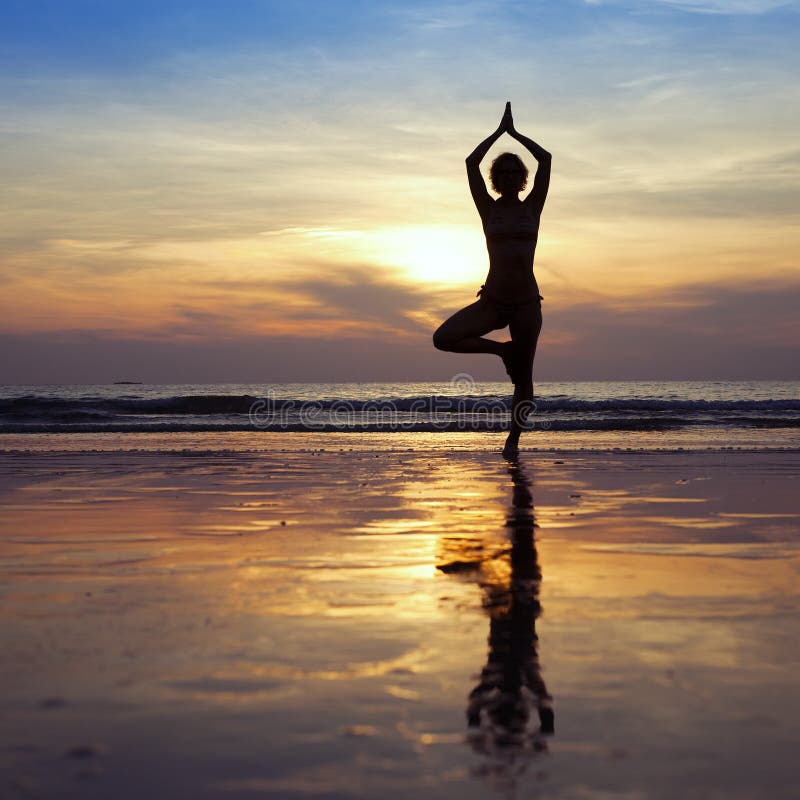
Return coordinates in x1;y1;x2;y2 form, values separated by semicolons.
502;431;520;460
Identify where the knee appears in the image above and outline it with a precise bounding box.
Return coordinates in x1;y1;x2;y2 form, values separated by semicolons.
432;327;452;351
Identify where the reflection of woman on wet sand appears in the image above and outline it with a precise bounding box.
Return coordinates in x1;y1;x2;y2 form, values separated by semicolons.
436;458;554;781
433;102;550;458
466;459;554;763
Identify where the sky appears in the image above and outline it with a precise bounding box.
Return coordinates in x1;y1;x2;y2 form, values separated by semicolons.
1;0;798;383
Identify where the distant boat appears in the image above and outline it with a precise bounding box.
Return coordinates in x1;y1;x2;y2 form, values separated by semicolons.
112;381;143;385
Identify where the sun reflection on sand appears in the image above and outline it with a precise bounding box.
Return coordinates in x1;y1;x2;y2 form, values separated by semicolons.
1;450;800;798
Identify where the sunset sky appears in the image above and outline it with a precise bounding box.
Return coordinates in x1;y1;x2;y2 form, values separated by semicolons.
1;0;798;383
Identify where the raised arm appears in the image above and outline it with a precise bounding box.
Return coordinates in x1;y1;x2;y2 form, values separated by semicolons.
465;112;505;218
504;103;552;212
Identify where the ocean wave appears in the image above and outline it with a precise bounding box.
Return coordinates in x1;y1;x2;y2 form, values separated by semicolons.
2;389;799;437
3;393;800;418
0;394;261;417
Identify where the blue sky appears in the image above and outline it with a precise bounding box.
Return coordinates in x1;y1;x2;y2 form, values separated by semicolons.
1;0;798;382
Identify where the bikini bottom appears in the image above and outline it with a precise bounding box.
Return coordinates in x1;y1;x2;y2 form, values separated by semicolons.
477;284;543;327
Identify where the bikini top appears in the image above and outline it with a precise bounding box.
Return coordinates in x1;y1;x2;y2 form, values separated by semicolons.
484;205;539;242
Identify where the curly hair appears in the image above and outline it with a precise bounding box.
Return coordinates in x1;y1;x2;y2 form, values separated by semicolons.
489;152;529;193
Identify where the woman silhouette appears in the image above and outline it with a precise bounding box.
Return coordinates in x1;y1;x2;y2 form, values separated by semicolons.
433;102;551;457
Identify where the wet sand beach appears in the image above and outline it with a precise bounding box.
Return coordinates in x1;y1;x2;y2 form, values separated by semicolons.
1;446;799;799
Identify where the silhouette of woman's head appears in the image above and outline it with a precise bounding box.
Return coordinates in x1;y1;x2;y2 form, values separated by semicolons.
490;152;529;195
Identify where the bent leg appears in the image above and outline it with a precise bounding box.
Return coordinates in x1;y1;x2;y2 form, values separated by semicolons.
433;298;504;355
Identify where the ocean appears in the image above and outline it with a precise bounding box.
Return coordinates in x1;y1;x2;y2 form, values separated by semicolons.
1;380;798;452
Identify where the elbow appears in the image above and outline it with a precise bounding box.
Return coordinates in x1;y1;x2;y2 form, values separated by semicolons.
541;150;552;162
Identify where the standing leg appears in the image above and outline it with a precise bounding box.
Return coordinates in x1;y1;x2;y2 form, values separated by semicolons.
503;302;543;458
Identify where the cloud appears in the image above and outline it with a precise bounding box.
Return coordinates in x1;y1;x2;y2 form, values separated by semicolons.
586;0;795;13
2;0;796;254
274;266;434;336
537;278;800;379
391;1;501;31
655;0;794;14
1;0;798;384
2;277;797;382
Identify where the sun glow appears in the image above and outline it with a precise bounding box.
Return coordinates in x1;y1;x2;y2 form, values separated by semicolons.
262;224;490;288
371;225;487;287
